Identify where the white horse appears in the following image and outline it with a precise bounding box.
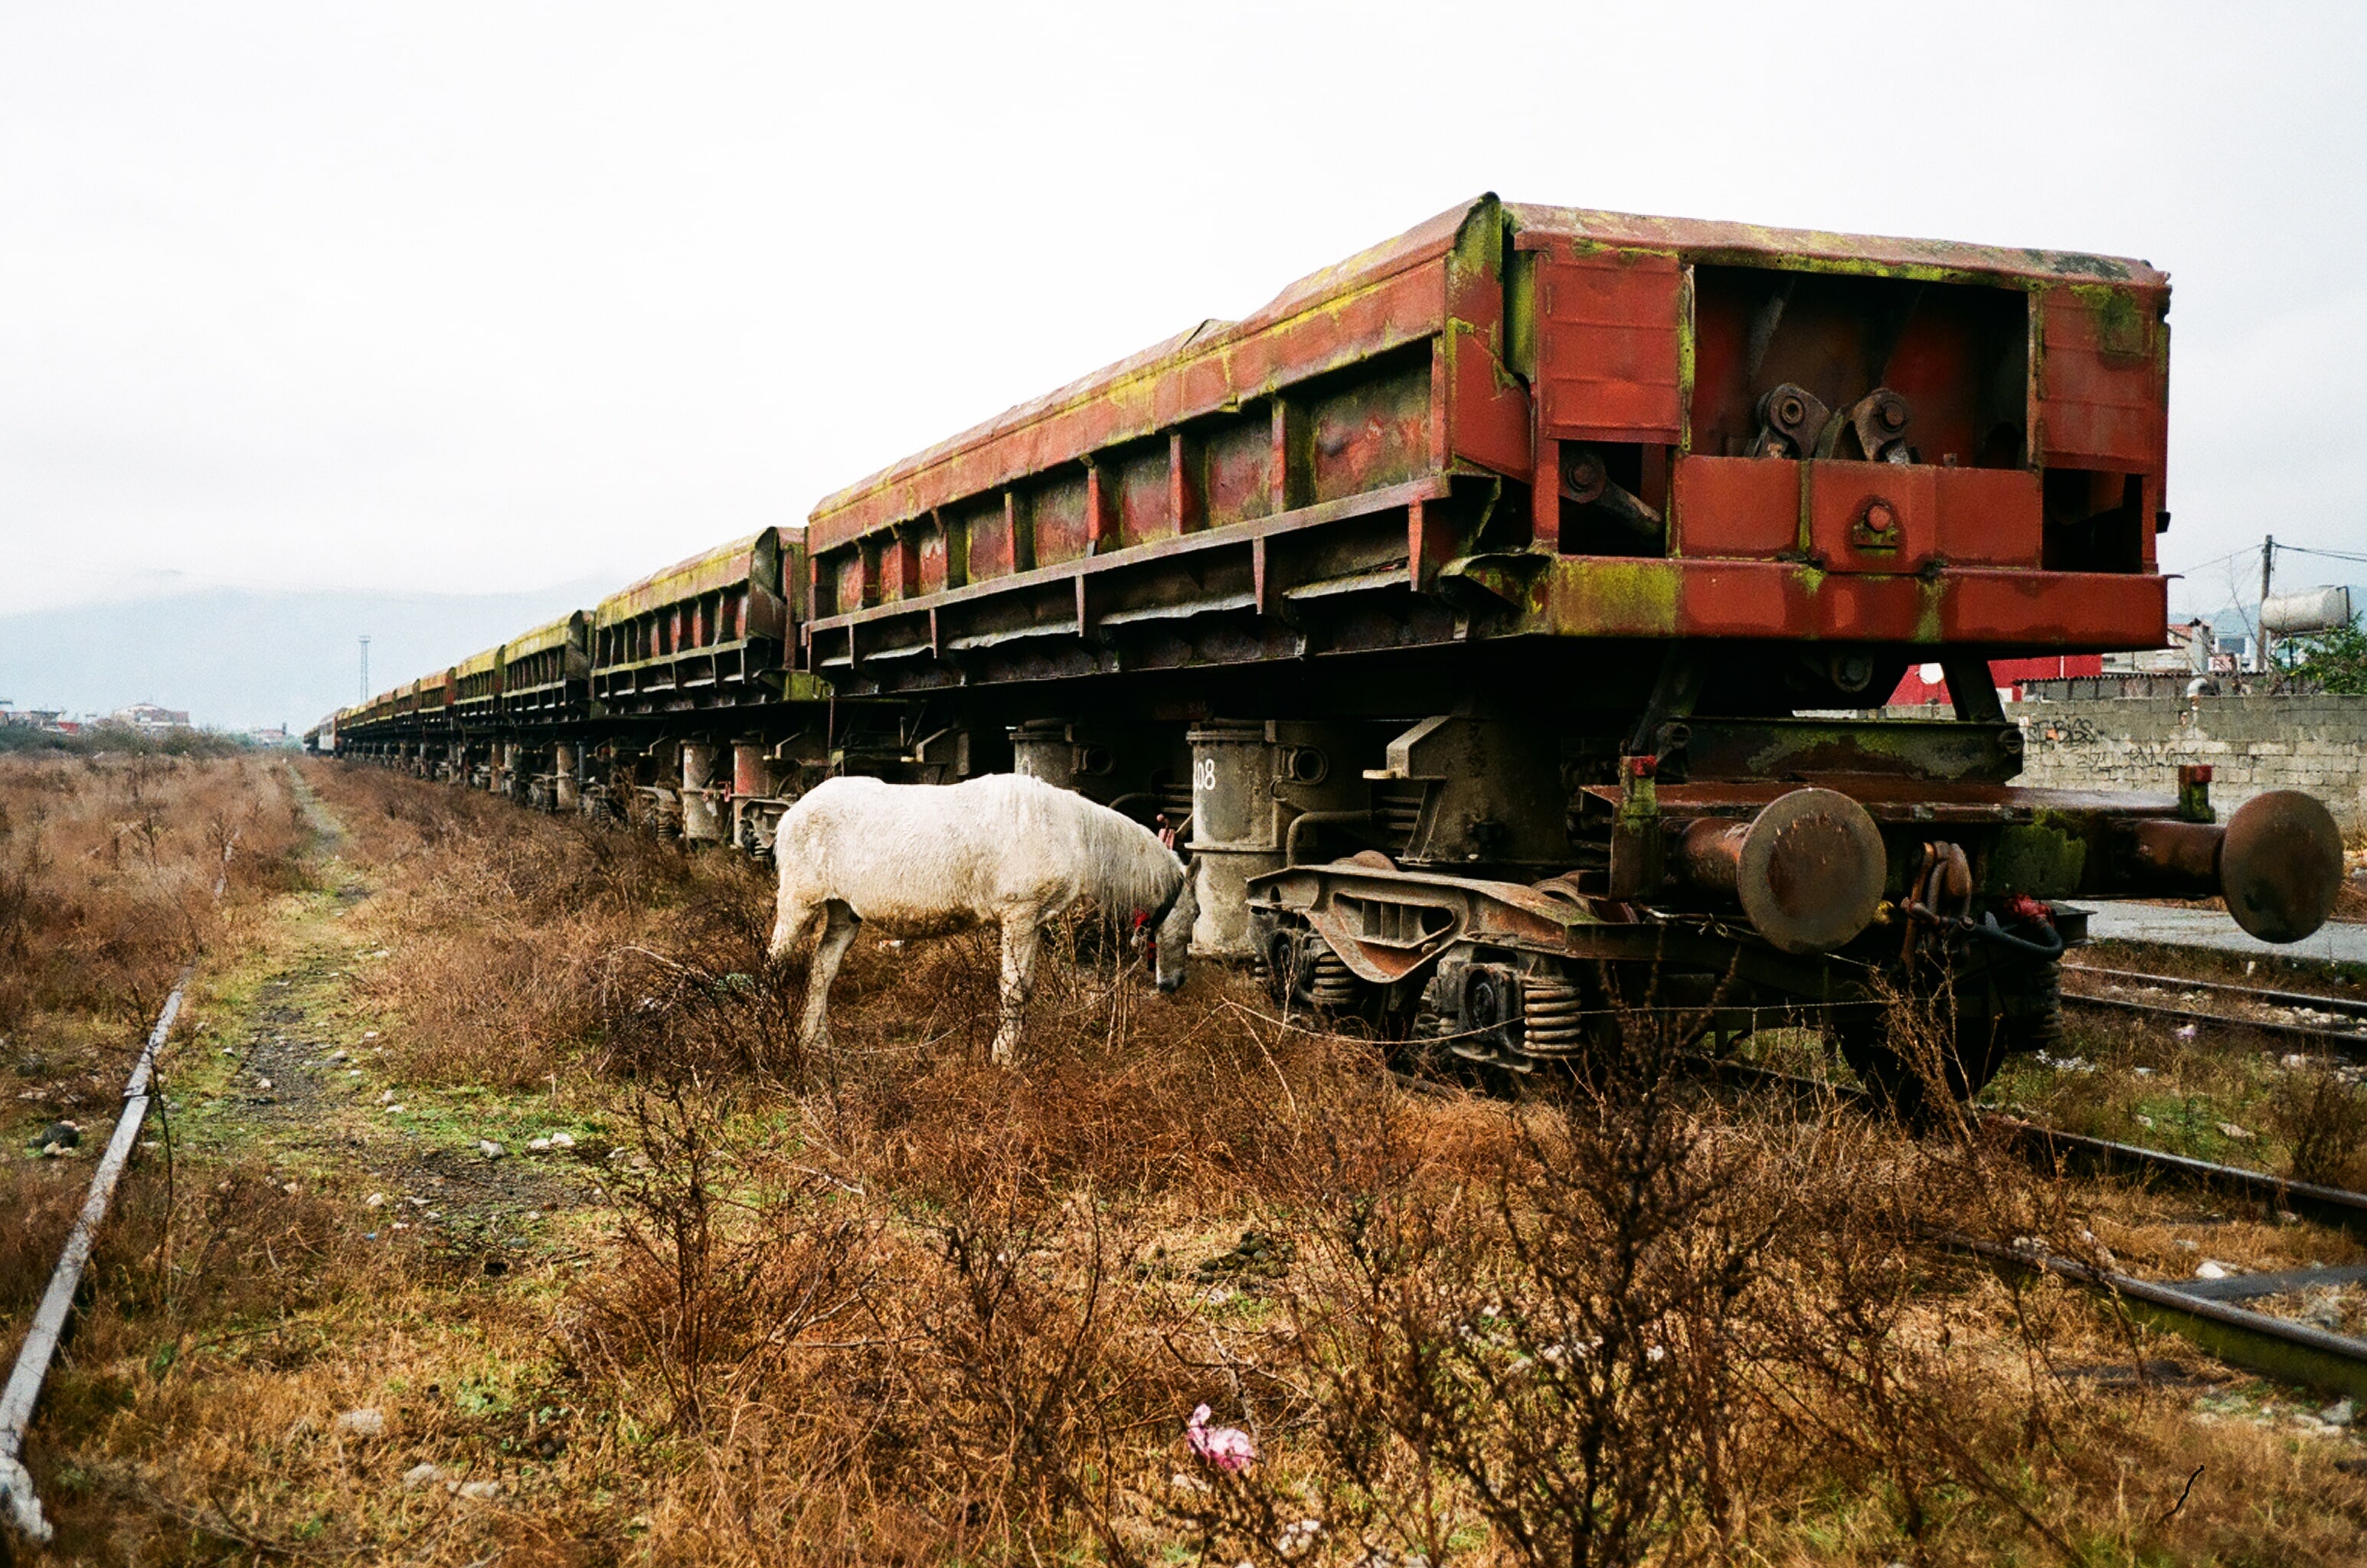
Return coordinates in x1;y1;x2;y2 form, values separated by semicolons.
768;773;1197;1063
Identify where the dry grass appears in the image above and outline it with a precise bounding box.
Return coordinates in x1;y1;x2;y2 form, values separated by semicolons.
8;760;2367;1566
0;753;312;1200
0;751;309;1048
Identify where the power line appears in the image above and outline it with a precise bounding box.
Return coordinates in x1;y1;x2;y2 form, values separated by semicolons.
2162;542;2264;581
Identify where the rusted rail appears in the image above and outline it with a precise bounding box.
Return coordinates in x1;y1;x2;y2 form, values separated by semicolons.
2058;984;2367;1057
1940;1232;2367;1400
1987;1116;2367;1236
2067;962;2367;1020
0;841;231;1541
1681;1059;2367;1394
1695;1057;2367;1233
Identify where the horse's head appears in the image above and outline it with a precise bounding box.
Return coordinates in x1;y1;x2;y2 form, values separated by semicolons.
1149;861;1197;993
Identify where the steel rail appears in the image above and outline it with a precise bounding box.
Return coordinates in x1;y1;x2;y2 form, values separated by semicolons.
1985;1116;2367;1236
2059;988;2367;1057
2066;963;2367;1022
1940;1232;2367;1401
1692;1059;2367;1233
0;841;230;1542
1689;1059;2367;1391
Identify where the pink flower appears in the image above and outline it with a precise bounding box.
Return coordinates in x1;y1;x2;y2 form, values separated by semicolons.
1185;1403;1256;1472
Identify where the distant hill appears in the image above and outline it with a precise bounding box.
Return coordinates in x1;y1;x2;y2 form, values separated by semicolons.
0;582;615;733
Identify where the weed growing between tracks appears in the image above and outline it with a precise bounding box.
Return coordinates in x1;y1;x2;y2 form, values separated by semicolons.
11;759;2367;1565
1983;985;2367;1216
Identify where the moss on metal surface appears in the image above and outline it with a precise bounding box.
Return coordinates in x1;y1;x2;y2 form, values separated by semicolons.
1534;558;1682;637
1983;819;2090;899
598;534;772;627
504;611;589;661
2067;281;2156;361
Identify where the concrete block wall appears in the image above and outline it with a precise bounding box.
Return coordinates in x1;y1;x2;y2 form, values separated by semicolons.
2009;694;2367;833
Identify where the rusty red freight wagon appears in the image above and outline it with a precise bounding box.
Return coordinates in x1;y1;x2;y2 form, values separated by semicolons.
786;194;2338;1112
578;528;836;841
502;611;593;719
589;530;816;714
804;194;2169;701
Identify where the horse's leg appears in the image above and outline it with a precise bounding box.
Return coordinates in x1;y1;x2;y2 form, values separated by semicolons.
770;881;824;965
992;913;1043;1067
798;899;861;1054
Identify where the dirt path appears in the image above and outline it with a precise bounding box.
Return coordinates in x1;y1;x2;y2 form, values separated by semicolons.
175;768;613;1271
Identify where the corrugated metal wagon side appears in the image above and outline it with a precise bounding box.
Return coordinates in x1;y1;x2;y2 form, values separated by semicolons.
801;193;2172;697
590;529;812;714
803;198;1528;688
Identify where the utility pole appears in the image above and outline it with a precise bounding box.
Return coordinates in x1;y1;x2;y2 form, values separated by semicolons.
358;635;371;702
2257;536;2275;675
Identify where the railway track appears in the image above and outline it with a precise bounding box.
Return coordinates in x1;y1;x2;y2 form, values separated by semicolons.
0;839;233;1542
1690;1056;2367;1399
1939;1233;2367;1402
2061;961;2367;1057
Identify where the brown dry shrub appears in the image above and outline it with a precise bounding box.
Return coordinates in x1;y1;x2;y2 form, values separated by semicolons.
1162;1021;2111;1568
556;992;2146;1566
562;1064;1185;1561
2269;1065;2367;1188
307;759;762;1090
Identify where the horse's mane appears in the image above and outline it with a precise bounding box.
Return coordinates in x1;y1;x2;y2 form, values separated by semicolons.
1064;787;1183;914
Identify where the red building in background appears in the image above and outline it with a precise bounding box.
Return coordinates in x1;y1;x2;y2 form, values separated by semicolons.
1887;655;2106;707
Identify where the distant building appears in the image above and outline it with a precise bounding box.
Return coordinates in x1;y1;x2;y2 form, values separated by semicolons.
1888;655;2105;708
247;725;292;746
0;703;68;730
111;703;192;734
2101;618;2212;677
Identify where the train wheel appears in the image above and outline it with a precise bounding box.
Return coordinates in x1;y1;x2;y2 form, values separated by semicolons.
1262;926;1312;1014
1836;958;2061;1123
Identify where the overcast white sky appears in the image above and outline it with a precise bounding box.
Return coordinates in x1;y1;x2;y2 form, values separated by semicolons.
5;2;2362;619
